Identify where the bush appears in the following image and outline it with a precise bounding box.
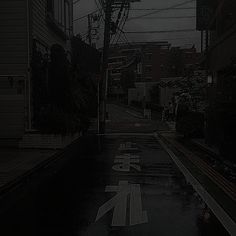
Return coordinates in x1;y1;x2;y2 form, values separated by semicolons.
32;43;96;134
176;111;204;138
206;102;236;161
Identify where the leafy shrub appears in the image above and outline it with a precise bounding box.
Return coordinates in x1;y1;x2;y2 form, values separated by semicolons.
176;111;204;138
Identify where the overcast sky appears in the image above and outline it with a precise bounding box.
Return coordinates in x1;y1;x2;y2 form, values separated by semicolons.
73;0;200;50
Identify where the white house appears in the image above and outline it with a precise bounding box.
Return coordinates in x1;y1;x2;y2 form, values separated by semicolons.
0;0;73;144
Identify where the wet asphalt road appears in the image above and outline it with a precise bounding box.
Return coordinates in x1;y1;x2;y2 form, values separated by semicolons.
0;104;229;236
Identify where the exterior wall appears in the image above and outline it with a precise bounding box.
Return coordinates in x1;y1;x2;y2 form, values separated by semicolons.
128;82;159;105
0;0;28;75
159;87;179;107
0;0;28;140
137;43;170;82
0;0;74;141
32;0;73;51
209;27;236;72
108;42;171;95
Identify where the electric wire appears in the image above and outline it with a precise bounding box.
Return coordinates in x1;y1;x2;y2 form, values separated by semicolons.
127;0;195;21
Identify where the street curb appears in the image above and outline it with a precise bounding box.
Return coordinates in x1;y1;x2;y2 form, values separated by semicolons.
0;136;83;213
126;110;144;119
155;132;236;236
191;139;220;160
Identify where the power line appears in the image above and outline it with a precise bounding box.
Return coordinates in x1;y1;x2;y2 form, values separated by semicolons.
111;2;129;45
115;10;130;45
137;16;196;20
73;0;81;4
124;29;196;34
127;0;195;21
73;10;99;22
110;0;130;45
148;36;198;41
129;7;195;11
95;0;104;20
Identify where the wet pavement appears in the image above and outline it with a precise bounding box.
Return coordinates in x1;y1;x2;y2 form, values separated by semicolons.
0;105;230;236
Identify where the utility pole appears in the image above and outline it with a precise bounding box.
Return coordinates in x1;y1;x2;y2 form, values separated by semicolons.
200;30;203;53
98;0;131;133
87;14;92;46
99;0;113;133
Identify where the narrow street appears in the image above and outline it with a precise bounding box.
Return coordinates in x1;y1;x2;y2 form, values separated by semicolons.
0;105;229;236
1;0;236;235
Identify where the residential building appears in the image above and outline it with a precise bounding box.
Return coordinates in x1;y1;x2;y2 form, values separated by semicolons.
196;0;236;160
0;0;73;144
107;42;171;98
108;42;201;106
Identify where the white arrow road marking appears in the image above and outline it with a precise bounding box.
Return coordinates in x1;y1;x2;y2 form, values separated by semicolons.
95;181;148;226
130;184;148;225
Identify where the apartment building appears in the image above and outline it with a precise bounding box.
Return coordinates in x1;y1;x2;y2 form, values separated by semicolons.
196;0;236;159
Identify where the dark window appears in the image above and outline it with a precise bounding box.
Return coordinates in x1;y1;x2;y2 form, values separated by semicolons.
146;53;152;60
145;66;152;73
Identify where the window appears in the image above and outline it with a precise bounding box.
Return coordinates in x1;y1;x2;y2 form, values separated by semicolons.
111;69;121;75
146;53;152;61
47;0;71;36
145;65;152;73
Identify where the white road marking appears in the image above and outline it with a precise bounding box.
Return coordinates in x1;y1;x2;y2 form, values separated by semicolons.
95;133;154;136
125;110;143;119
113;154;141;172
96;181;148;226
119;142;138;151
130;184;148;225
156;133;236;236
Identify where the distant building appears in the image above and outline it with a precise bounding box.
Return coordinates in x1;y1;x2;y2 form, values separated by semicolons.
0;0;73;143
108;42;201;106
108;42;171;98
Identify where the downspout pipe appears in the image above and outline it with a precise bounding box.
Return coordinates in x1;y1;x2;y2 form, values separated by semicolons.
27;0;32;130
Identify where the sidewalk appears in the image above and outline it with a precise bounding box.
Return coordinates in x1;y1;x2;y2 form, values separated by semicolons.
157;131;236;235
0;148;55;192
0;137;82;213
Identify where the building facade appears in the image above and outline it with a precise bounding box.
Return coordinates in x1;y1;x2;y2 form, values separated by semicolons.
196;0;236;160
108;42;201;106
107;42;171;98
0;0;73;142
